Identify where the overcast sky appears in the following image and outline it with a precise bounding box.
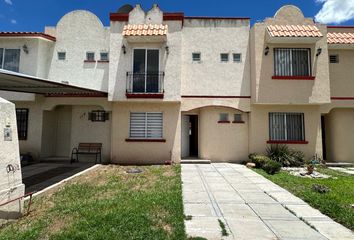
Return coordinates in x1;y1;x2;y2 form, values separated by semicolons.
1;0;354;32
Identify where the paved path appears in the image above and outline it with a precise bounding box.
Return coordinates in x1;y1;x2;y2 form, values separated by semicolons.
182;163;354;240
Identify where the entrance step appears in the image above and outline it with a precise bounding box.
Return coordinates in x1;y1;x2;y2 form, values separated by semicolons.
181;159;211;164
325;162;354;167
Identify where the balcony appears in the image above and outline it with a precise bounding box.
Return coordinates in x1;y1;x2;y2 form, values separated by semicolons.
126;72;164;99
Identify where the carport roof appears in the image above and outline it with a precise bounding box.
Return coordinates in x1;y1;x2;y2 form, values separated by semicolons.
0;69;108;97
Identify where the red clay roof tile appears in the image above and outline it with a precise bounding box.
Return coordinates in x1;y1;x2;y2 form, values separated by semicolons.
267;25;323;38
327;32;354;44
123;24;168;36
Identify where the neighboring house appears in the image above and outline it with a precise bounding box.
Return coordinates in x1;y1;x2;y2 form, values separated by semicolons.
0;4;353;164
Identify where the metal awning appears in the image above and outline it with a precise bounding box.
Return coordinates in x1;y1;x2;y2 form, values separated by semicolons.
0;69;107;97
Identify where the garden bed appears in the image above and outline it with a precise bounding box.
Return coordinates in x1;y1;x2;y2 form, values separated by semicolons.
254;166;354;230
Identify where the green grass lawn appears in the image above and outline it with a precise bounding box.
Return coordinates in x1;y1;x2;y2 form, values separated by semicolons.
0;165;190;240
254;167;354;230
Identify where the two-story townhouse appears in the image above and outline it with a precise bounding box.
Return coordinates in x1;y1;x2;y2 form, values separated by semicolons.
108;4;250;163
249;5;330;160
0;11;111;162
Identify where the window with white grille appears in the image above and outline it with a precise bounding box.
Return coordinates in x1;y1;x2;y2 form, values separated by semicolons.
269;113;305;141
130;112;163;139
274;48;311;76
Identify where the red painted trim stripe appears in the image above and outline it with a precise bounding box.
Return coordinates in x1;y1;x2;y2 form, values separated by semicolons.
327;26;354;29
125;139;166;143
84;60;96;63
331;97;354;100
232;121;245;124
0;32;56;41
164;13;185;21
126;93;164;99
97;60;109;63
110;13;129;21
181;95;251;99
185;16;250;20
272;76;316;80
267;140;309;144
45;93;107;98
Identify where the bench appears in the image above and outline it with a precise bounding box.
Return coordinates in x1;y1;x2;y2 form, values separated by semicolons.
71;143;102;164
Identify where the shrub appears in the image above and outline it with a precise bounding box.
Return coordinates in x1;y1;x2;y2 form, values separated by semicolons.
249;154;270;168
262;160;282;175
312;184;330;194
266;144;305;167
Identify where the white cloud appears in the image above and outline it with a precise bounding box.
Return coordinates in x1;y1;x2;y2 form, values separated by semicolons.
10;19;16;24
4;0;13;5
315;0;354;24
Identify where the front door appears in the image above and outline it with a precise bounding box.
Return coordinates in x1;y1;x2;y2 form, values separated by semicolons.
133;49;159;93
189;115;199;157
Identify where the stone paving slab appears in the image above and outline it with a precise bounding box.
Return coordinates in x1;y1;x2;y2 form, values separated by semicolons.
264;219;328;240
219;203;259;219
225;218;278;240
185;216;224;240
249;203;298;220
184;203;217;217
182;163;354;240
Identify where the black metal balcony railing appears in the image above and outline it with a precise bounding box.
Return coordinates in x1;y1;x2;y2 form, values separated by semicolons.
126;72;164;94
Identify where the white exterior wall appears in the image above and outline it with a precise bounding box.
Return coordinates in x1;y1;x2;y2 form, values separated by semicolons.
181;19;250;97
0;98;25;224
48;10;110;91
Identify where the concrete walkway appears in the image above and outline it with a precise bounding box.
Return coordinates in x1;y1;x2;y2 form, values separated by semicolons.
182;163;354;240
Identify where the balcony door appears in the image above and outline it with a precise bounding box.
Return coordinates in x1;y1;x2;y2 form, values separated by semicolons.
133;49;159;93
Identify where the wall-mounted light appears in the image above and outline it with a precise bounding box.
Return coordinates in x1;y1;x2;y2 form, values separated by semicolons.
316;48;322;57
22;44;29;54
122;44;126;54
165;46;170;55
264;46;269;56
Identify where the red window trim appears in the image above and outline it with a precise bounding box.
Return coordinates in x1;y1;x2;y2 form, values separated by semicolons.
126;93;164;99
97;60;109;63
84;60;96;63
272;76;315;80
125;138;166;143
232;121;245;124
218;121;230;124
267;140;309;144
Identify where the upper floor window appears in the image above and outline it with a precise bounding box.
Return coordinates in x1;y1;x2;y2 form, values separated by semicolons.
233;53;242;63
192;52;201;62
58;52;66;60
329;55;339;63
274;48;311;77
16;108;29;140
269;112;305;142
0;48;20;72
220;53;229;62
86;52;95;62
100;52;109;61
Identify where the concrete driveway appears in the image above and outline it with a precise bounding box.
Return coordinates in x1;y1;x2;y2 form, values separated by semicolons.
182;163;354;240
22;162;94;194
